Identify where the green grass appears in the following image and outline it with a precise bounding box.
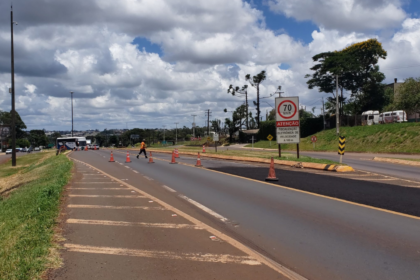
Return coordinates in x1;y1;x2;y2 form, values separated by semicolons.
0;153;46;178
150;146;339;165
246;122;420;153
0;152;73;280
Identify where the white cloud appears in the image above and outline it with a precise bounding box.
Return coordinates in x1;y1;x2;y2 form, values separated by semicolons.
0;0;418;130
268;0;406;32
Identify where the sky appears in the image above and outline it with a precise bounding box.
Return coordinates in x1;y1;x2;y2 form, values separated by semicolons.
0;0;420;131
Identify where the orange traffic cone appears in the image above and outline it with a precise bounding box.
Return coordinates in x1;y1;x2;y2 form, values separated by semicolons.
148;152;154;164
109;151;115;162
175;148;180;158
94;145;97;150
195;152;203;167
170;151;178;164
265;157;278;181
85;146;88;151
202;145;206;153
125;151;131;163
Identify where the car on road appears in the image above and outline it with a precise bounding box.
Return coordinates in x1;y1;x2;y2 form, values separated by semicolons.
91;144;99;150
21;148;27;152
6;149;13;154
34;147;40;151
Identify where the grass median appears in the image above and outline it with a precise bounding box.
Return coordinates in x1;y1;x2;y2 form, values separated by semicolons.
147;146;340;165
0;151;73;280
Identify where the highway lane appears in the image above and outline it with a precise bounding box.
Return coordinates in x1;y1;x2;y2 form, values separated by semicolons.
218;145;420;181
72;150;420;280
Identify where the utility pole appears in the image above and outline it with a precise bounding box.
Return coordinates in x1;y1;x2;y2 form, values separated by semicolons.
10;6;17;166
205;110;212;136
336;75;340;135
322;97;326;130
174;122;178;144
191;115;196;138
70;91;74;136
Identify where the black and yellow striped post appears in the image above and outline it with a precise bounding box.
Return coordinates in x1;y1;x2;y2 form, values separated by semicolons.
338;136;345;163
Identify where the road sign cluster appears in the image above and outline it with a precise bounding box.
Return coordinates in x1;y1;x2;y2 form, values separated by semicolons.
338;136;346;155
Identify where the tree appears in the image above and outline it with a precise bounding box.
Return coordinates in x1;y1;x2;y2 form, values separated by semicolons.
245;71;266;128
28;130;48;147
227;85;249;129
394;77;420;122
0;110;27;139
267;108;276;121
305;39;387;119
224;105;247;142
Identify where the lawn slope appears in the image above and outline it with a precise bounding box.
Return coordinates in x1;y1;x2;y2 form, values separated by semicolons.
247;122;420;153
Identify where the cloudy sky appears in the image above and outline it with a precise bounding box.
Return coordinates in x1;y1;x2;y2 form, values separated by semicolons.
0;0;419;131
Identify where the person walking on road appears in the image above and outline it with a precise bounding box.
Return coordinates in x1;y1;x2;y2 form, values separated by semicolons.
137;139;148;159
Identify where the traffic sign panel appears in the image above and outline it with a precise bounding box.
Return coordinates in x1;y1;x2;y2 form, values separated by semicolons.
275;97;300;144
213;134;219;141
311;136;317;143
267;134;273;141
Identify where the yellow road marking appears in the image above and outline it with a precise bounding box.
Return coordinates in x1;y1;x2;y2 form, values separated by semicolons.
64;244;261;265
70;157;306;280
67;205;166;210
67;219;202;229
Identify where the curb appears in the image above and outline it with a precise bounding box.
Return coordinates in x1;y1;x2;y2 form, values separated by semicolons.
140;149;354;173
373;157;420;167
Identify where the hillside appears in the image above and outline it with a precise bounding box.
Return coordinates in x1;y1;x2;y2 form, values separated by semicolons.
248;122;420;154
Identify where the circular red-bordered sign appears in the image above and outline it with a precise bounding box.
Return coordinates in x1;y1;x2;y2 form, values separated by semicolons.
277;100;298;119
311;136;317;143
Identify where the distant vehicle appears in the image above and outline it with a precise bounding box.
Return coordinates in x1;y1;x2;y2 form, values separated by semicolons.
362;110;379;126
34;147;40;151
6;149;12;154
21;148;27;152
56;137;87;150
16;148;22;152
379;110;407;124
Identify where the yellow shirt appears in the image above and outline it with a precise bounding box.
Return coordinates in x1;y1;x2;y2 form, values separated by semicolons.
140;142;146;149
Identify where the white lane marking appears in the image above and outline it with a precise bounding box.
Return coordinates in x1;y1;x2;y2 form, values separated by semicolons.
67;205;166;210
133;170;139;173
162;185;176;192
179;195;228;222
143;176;154;181
354;178;399;181
63;244;261;265
125;166;130;168
68;195;146;198
66;219;202;229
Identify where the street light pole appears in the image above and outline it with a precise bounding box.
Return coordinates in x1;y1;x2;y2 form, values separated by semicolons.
336;75;340;135
10;6;17;167
70;91;74;136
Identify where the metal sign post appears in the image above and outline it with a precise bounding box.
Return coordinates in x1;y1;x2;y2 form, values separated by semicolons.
338;136;346;164
213;133;219;153
267;134;273;147
252;136;254;150
311;136;317;150
275;97;300;158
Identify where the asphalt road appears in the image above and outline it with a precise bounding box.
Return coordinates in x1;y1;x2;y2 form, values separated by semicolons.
68;149;420;280
219;144;420;181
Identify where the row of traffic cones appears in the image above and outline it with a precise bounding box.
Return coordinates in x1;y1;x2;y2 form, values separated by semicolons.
107;151;277;181
108;150;203;167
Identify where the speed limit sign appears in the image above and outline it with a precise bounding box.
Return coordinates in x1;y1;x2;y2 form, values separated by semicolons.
275;97;300;144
